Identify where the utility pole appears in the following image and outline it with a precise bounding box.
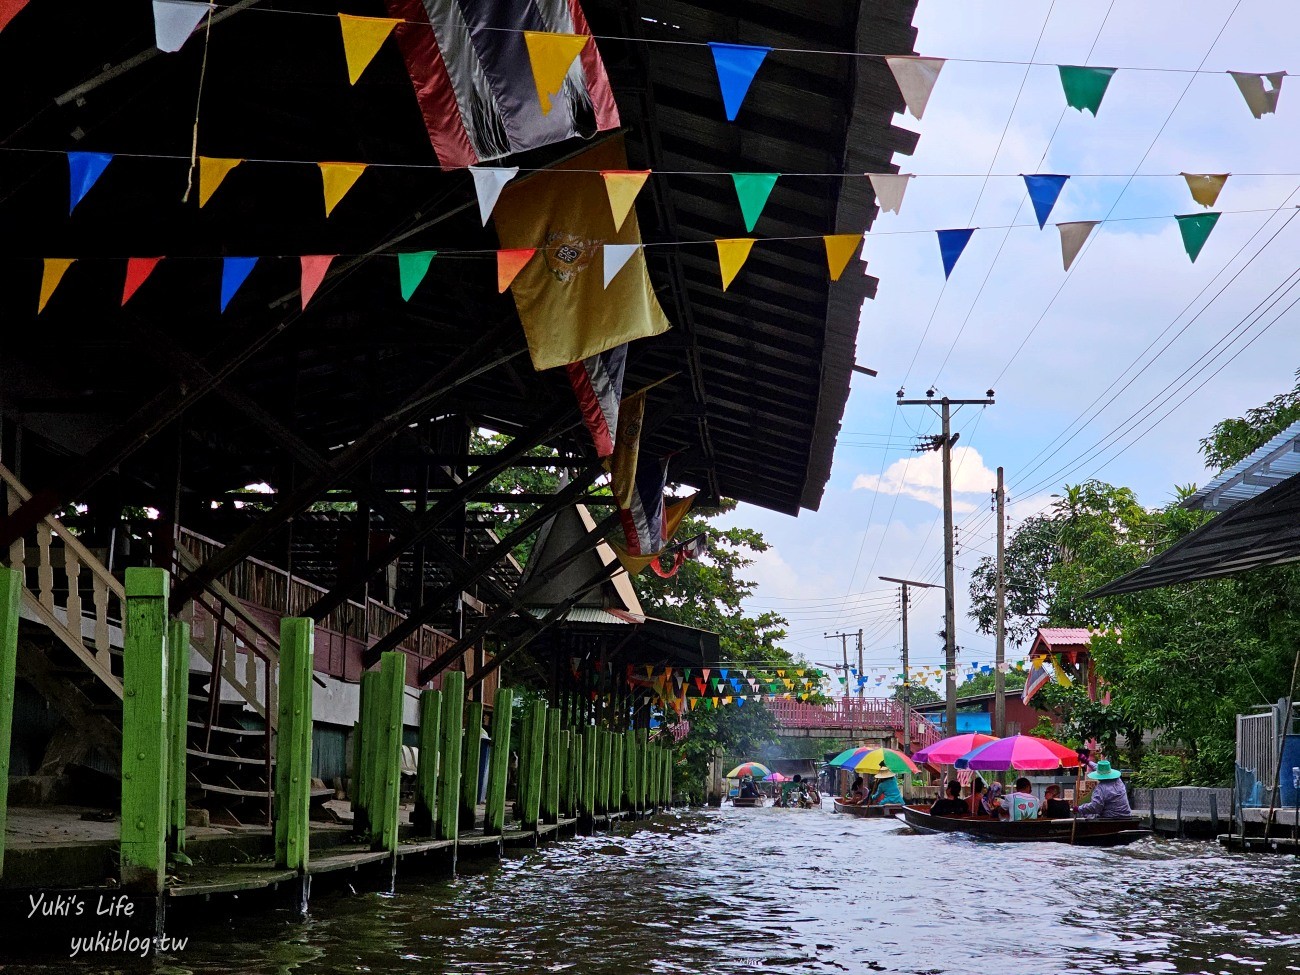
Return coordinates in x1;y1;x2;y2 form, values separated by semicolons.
826;630;857;742
897;389;995;735
994;466;1007;737
856;629;864;706
881;575;939;752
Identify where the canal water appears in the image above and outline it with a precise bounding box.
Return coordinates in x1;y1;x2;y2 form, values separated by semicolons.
25;804;1300;974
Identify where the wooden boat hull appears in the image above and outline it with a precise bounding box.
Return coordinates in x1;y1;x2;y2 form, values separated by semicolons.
833;799;902;818
732;796;765;808
900;806;1149;846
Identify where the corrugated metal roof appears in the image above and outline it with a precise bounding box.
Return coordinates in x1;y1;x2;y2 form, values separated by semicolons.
1183;419;1300;513
527;607;644;625
1033;628;1096;648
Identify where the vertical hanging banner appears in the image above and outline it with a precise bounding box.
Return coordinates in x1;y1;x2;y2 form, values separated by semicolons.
1175;212;1221;263
493;137;670;370
497;248;536;293
338;14;399;84
384;0;619;168
1021;174;1069;229
716;238;756;291
823;234;862;281
122;257;163;306
565;343;627;458
1181;173;1228;208
1056;220;1098;271
37;258;75;314
602;170;651;231
470;166;519;225
708;42;771;121
299;255;336;310
1228;71;1285;119
885;57;945;120
730;173;779;233
219;257;259;313
1058;65;1116;116
398;250;436;301
936;228;974;279
198;157;242;207
868;173;913;215
319;163;367;217
153;0;209;53
523;31;589;114
67;152;113;214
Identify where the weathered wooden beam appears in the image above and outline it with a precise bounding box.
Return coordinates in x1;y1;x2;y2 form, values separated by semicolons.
483;687;513;836
460;700;484;830
274;618;314;871
413;689;441;836
436;670;465;842
0;568;20;879
166;619;190;856
120;568;169;893
542;709;560;826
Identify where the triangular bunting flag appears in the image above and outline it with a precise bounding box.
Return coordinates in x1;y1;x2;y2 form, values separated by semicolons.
220;257;258;313
885;56;945;120
121;257;163;306
1181;173;1228;208
1058;65;1116;116
602;170;650;231
470;166;519;225
936;228;975;278
708;42;771;121
1022;174;1068;229
299;255;335;310
730;172;779;232
603;243;639;289
522;31;589;115
715;238;756;291
338;14;399;86
398;251;436;301
498;248;535;292
1175;212;1220;263
1228;71;1285;119
319;163;367;217
67;152;113;214
153;0;208;53
198;157;242;208
0;0;30;35
38;259;75;314
1056;220;1098;271
824;234;861;281
701;669;710;680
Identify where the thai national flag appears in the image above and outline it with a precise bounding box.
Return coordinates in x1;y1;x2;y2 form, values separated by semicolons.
618;455;668;556
565;343;627;458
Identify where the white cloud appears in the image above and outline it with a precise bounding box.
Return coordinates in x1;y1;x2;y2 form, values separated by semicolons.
852;446;997;513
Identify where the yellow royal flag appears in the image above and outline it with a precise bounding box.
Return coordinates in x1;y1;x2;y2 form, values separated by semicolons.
609;388;645;512
523;31;589;115
493;137;671;370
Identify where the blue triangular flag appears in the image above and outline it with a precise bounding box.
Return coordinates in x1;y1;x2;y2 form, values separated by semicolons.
937;228;975;278
67;152;113;214
220;257;258;312
708;42;771;121
1022;174;1069;229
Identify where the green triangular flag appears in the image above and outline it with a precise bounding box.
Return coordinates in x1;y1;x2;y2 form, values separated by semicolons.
730;172;779;232
398;250;437;301
1058;65;1116;116
1175;212;1220;263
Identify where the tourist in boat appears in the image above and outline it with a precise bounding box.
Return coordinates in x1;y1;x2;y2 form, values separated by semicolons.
1076;761;1132;818
1005;777;1040;821
845;775;867;805
869;769;904;806
966;777;989;816
983;781;1006;818
1039;784;1072;818
930;779;967;816
738;776;760;800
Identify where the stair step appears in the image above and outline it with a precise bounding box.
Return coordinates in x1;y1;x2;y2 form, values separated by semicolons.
187;748;274;767
186;720;262;737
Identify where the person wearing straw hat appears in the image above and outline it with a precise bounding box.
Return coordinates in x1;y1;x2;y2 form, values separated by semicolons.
1076;761;1132;819
869;768;904;806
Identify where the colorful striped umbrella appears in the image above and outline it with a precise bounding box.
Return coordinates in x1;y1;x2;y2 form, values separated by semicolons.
827;746;871;768
849;747;920;776
955;735;1080;771
726;761;772;779
911;733;1000;766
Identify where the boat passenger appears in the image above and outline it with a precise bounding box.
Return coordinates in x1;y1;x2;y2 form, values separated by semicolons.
869;769;904;806
846;776;867;805
739;776;760;799
778;774;802;807
1076;761;1132;819
1039;784;1072;818
966;777;988;817
983;781;1006;818
930;779;967;816
1006;777;1040;821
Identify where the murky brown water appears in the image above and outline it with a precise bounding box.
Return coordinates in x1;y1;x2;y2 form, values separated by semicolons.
12;804;1300;974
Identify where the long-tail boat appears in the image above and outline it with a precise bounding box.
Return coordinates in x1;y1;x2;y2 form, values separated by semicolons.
900;806;1148;845
732;795;765;808
833;799;903;818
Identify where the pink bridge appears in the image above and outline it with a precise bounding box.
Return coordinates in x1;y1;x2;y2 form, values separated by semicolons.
766;698;944;750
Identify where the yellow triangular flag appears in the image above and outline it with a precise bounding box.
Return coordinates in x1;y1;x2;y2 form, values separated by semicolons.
319;162;367;217
522;31;589;114
38;258;75;313
1181;172;1229;208
715;238;755;291
338;14;399;86
823;234;861;281
198;156;242;208
602;170;651;231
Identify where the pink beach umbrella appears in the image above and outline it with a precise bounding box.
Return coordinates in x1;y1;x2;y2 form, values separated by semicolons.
912;733;1000;766
766;772;791;783
955;734;1080;771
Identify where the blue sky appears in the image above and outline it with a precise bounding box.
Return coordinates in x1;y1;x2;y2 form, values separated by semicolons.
719;0;1300;686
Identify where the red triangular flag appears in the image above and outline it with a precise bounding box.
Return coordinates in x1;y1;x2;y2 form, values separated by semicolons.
299;255;336;310
497;248;535;292
0;0;30;34
121;257;163;306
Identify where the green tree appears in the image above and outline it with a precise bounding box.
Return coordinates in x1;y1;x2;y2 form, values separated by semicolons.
1199;369;1300;472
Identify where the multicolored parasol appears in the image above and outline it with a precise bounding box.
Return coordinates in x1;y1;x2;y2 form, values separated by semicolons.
954;735;1080;771
848;747;919;775
827;746;870;768
726;761;772;779
766;771;791;783
911;733;1000;766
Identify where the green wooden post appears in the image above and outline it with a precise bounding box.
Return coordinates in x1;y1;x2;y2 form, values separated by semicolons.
461;700;484;830
166;619;190;855
0;568;21;879
610;732;624;814
413;689;441;835
542;709;560;824
355;671;380;838
516;701;534;823
373;652;405;853
600;729;613;814
638;728;650;812
484;687;514;835
622;730;634;811
571;733;584;820
561;730;575;817
581;727;597;819
120;568;169;892
522;699;546;829
274;617;315;871
437;670;464;840
665;747;673;807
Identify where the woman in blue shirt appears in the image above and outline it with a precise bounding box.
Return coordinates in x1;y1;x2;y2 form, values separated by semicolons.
870;769;905;806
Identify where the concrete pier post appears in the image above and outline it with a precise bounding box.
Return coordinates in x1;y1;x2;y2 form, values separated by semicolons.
542;708;560;825
274;617;315;871
461;700;484;830
413;689;441;836
522;699;546;830
166;619;190;855
484;687;514;835
437;670;465;841
374;651;405;853
0;567;21;879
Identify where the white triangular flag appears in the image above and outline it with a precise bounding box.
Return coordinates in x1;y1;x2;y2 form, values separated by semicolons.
885;57;945;120
1228;71;1285;119
1057;220;1099;271
603;243;639;289
153;0;210;53
868;173;913;214
470;166;519;225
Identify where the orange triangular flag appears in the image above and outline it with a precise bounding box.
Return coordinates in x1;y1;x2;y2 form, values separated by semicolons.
498;248;536;293
38;258;75;313
824;234;861;281
121;257;163;305
601;170;651;231
522;31;589;114
319;162;367;217
300;255;336;310
338;14;399;86
198;156;242;207
715;238;755;291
